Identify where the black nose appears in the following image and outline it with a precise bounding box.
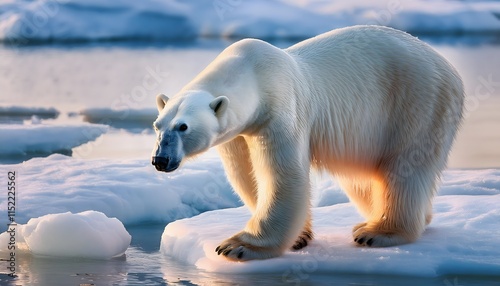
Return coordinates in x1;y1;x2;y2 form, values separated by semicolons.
152;156;169;171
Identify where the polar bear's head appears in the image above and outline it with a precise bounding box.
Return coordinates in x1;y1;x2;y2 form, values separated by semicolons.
151;92;229;172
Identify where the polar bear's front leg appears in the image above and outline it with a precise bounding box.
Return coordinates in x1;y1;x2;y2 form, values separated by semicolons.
216;136;310;261
217;136;258;211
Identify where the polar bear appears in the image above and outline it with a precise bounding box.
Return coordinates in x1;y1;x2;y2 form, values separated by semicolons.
152;25;464;261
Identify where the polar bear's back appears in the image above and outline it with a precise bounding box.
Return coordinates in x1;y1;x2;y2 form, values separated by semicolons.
285;25;464;172
286;25;460;97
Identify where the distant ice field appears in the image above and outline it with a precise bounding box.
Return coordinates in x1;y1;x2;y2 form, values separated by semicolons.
0;0;499;43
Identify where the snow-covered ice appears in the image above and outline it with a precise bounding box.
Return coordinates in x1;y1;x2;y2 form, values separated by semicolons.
161;195;500;277
0;211;131;259
0;122;108;157
1;0;499;43
0;153;240;231
156;169;499;278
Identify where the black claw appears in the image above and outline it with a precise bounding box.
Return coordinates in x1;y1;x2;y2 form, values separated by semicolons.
237;251;243;259
222;249;231;256
217;247;224;255
292;237;309;251
357;237;365;245
367;238;373;246
215;246;220;253
303;231;313;240
354;237;359;243
300;237;307;247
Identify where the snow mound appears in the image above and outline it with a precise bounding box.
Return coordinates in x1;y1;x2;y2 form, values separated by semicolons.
0;122;108;156
0;211;131;259
0;153;240;230
160;194;500;277
1;0;499;43
80;107;157;129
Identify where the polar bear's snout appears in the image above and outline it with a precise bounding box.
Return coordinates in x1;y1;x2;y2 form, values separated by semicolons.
152;156;167;171
152;156;168;171
151;142;181;172
152;129;184;172
151;156;179;172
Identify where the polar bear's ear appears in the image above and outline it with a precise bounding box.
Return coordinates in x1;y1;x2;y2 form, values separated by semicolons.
209;96;229;116
156;93;170;112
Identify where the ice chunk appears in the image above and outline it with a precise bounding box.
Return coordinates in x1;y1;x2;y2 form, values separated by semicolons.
0;211;131;259
0;123;108;156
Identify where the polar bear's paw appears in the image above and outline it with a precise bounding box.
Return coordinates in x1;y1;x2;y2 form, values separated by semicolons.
352;222;413;247
352;222;367;233
291;230;313;251
215;232;281;261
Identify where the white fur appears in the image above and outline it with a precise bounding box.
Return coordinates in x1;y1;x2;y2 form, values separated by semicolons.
153;25;464;260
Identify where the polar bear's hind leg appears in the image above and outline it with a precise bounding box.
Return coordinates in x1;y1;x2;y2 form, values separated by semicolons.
353;167;435;247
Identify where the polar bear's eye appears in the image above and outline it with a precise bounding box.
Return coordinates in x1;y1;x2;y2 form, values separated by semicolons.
178;123;188;132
